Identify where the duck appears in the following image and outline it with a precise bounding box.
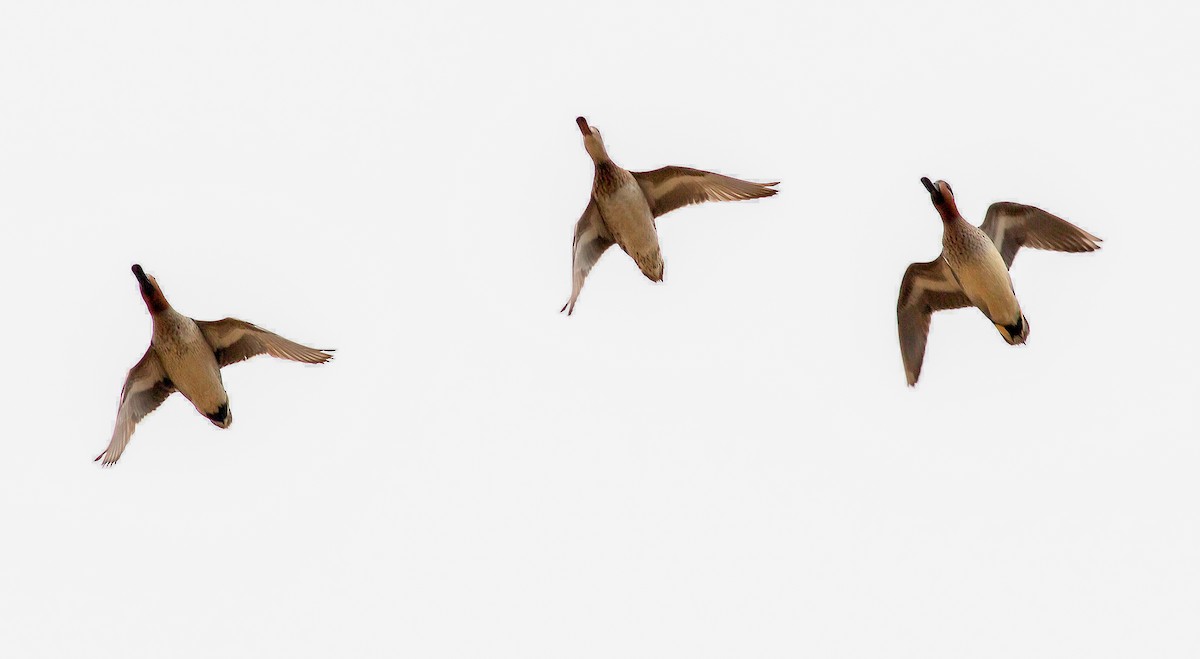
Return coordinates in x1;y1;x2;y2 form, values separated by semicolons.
561;116;779;314
897;178;1101;386
96;264;333;465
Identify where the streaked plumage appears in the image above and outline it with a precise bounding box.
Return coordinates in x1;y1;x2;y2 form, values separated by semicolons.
96;265;333;466
562;116;778;314
897;178;1101;386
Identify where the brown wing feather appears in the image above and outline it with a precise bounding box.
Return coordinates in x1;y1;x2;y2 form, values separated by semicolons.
196;318;333;367
980;202;1102;268
897;258;973;386
561;200;615;315
95;349;176;466
633;166;778;218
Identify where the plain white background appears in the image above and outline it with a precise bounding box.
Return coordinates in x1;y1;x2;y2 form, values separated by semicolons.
1;0;1197;656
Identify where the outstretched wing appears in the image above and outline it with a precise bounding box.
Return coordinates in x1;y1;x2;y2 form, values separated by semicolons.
196;319;333;367
897;258;973;387
96;349;175;466
633;166;778;218
980;202;1102;268
561;199;615;315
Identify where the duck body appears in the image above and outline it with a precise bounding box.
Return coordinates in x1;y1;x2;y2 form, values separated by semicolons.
941;216;1026;343
592;162;663;282
151;308;231;427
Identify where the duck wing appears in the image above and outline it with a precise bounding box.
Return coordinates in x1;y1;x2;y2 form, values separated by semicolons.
561;199;615;315
196;318;333;367
633;166;778;219
980;202;1102;269
95;348;175;466
897;257;973;386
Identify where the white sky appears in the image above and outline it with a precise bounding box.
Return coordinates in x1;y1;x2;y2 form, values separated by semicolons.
2;1;1198;657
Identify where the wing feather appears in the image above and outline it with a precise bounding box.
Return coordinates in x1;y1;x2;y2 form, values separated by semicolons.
95;349;175;466
196;319;334;367
561;199;614;315
897;258;973;386
980;202;1102;268
633;166;778;218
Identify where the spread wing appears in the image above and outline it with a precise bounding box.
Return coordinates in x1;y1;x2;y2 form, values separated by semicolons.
897;258;973;386
95;349;175;466
633;166;778;218
980;202;1102;268
196;318;334;367
560;199;615;315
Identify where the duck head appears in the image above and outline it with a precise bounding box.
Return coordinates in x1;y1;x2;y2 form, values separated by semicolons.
577;116;610;163
921;177;961;221
132;264;170;314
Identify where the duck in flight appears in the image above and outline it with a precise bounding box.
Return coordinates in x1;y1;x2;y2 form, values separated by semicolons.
897;178;1101;386
562;116;779;314
96;265;333;465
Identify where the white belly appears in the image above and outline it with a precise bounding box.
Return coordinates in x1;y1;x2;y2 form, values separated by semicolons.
154;316;227;414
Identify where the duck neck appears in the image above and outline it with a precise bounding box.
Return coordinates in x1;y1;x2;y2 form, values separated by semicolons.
584;136;611;164
592;160;629;195
935;200;963;225
141;291;170;316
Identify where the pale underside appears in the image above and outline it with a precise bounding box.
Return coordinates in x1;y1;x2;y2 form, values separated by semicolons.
942;223;1021;324
597;179;662;282
152;313;228;418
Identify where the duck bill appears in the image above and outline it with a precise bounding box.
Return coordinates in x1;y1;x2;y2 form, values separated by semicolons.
132;264;156;298
920;177;944;205
576;116;591;136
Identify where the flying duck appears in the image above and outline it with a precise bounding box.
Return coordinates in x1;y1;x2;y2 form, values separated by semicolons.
897;178;1101;386
96;265;333;465
561;116;779;314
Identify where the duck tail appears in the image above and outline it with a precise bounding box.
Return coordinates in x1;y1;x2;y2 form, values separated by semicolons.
995;314;1030;345
205;403;233;429
634;251;664;283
